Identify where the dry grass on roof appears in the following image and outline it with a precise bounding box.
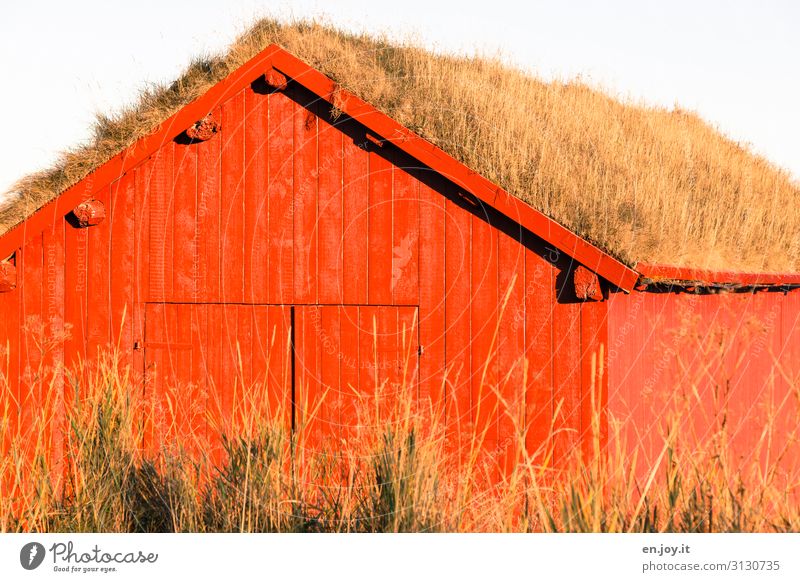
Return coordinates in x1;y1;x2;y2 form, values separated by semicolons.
3;18;800;271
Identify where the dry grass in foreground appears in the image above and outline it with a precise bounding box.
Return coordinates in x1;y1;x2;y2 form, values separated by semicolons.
4;18;800;271
1;349;799;533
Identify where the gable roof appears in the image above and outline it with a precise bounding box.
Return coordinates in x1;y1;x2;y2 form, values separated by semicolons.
2;20;799;288
0;43;640;291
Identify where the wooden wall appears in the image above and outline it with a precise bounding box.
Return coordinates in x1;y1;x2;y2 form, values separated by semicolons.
607;290;800;481
0;79;608;484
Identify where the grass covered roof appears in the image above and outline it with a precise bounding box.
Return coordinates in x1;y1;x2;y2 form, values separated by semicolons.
3;18;799;271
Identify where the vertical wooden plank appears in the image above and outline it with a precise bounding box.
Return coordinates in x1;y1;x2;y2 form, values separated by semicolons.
174;303;194;447
293;97;318;304
524;243;554;465
606;291;654;473
252;305;284;428
42;223;65;484
110;173;135;361
244;86;270;303
143;303;166;454
444;197;471;464
43;224;66;367
392;167;419;305
580;299;608;461
418;179;446;416
273;305;292;430
196;110;221;302
339;305;360;440
87;188;112;363
236;305;254;431
376;305;400;422
778;293;800;482
359;306;379;430
133;162;151;406
220;92;246;303
497;228;525;478
6;267;22;459
398;306;420;397
317;111;344;304
368;153;392;304
267;91;294;303
0;289;6;457
0;287;20;467
148;144;173;302
342;129;369;305
296;306;321;456
206;304;224;464
319;306;341;444
163;302;180;447
64;217;88;389
172;141;198;300
250;305;267;418
212;304;238;453
780;292;800;391
553;277;582;467
189;303;209;456
471;209;499;476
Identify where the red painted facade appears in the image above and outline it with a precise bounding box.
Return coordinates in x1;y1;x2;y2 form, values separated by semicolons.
608;290;800;480
0;45;798;484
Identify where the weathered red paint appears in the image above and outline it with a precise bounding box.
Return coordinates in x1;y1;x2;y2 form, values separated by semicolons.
0;45;798;491
607;290;800;481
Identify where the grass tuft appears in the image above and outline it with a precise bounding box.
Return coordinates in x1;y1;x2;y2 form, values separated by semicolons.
1;343;799;533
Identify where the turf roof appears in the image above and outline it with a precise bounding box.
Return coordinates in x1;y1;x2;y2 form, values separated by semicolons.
3;19;799;272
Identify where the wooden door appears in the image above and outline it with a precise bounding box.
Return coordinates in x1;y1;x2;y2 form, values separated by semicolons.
294;305;420;449
143;303;292;456
143;303;419;458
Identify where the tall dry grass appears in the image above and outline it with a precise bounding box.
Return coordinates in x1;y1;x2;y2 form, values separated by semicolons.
1;340;799;533
4;18;799;271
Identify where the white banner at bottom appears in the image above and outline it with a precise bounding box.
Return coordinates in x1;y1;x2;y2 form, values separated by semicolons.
0;533;797;581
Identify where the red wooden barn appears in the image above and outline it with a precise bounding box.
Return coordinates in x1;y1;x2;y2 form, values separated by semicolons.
1;44;799;479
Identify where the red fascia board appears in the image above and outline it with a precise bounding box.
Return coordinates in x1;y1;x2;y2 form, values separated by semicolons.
0;43;639;291
637;262;800;286
269;47;640;292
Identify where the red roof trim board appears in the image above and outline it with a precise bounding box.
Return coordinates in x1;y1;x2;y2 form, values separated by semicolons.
2;44;796;292
636;262;800;287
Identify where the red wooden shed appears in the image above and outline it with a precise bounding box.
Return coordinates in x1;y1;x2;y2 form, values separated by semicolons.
1;44;798;480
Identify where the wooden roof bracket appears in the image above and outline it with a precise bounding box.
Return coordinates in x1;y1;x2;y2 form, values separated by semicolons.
72;199;106;228
185;114;221;142
574;265;605;301
0;255;16;292
264;66;288;91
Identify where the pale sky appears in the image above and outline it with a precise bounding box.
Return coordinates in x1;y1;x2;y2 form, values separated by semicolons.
1;0;798;200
